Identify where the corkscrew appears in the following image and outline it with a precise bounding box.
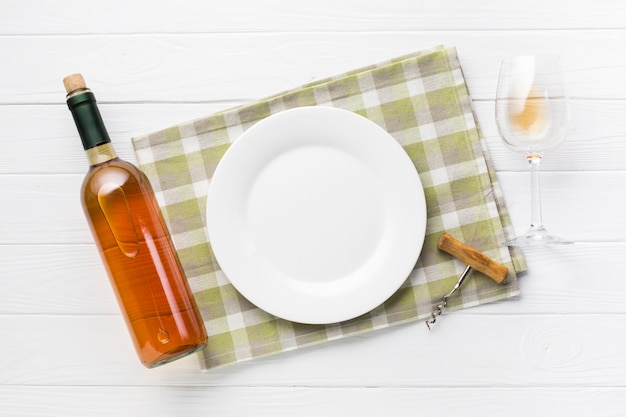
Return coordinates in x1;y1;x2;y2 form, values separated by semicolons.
425;233;508;330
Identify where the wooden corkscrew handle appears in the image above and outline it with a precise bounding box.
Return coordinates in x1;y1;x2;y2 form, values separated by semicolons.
437;232;508;284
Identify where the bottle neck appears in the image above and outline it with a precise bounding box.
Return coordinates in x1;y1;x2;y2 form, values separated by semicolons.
86;143;118;166
66;87;115;165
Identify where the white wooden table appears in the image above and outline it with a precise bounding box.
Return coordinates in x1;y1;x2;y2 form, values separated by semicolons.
3;1;626;415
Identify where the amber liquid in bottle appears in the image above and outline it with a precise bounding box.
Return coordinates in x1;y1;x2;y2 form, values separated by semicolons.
64;74;207;368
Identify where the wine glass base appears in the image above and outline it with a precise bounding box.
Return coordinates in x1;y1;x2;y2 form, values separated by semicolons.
504;227;573;247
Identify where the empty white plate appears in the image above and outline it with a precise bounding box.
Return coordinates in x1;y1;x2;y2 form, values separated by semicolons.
206;106;426;324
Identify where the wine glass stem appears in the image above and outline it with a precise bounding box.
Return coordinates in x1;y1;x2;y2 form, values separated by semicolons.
527;154;544;231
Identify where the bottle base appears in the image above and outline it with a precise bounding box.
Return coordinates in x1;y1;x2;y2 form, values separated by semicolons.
144;341;208;369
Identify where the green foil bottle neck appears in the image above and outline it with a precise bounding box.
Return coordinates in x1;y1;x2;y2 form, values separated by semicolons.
66;89;112;151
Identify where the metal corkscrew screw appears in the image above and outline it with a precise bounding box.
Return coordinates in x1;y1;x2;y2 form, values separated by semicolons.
425;233;508;330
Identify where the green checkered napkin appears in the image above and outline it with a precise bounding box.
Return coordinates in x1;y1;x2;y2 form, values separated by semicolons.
132;45;525;371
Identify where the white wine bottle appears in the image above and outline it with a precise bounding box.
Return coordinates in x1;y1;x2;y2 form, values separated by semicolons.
64;74;207;368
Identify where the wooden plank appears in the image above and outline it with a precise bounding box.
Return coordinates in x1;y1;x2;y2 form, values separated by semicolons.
2;0;625;34
0;172;623;244
1;31;625;104
0;314;625;387
0;386;624;417
334;387;626;416
0;245;116;315
2;99;625;175
2;241;626;316
0;386;332;417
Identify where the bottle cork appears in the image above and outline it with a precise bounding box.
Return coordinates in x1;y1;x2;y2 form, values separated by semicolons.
63;73;87;94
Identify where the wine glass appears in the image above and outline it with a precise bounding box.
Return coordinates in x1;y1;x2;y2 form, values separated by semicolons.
495;55;570;246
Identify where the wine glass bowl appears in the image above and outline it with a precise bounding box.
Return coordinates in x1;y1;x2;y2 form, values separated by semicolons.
495;55;571;246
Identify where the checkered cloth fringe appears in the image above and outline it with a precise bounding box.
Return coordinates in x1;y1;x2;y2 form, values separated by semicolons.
132;45;525;371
